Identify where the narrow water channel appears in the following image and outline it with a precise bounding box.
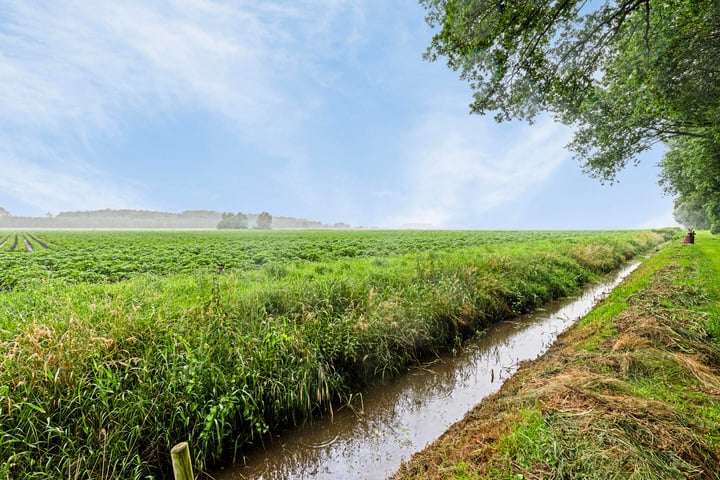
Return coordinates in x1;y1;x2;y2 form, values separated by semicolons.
212;263;640;480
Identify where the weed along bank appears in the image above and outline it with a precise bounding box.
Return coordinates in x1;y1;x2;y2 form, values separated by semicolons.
0;229;677;478
211;263;642;479
394;231;720;480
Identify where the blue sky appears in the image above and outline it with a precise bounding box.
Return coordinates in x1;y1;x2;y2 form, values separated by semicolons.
0;0;676;229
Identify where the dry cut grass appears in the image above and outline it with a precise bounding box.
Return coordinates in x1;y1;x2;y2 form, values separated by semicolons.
393;235;720;480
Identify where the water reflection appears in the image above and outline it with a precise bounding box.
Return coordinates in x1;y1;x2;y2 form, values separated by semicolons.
213;263;638;480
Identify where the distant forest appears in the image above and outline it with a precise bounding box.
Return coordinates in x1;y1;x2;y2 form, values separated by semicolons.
0;208;351;230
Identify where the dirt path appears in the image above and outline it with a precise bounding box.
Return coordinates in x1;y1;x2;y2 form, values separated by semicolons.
0;235;9;249
393;235;720;480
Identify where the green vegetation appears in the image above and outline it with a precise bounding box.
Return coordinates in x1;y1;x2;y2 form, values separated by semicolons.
0;208;329;230
420;1;720;231
0;229;659;288
217;212;249;229
256;211;272;230
393;231;720;479
0;229;675;478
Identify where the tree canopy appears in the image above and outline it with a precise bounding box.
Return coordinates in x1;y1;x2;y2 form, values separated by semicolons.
256;211;272;230
217;212;248;230
421;0;720;232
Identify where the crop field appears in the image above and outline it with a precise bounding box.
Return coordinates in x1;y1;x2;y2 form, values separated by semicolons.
0;229;678;479
0;232;49;254
0;229;647;288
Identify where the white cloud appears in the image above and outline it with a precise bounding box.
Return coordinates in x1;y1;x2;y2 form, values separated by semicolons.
388;105;573;228
1;1;296;146
0;0;368;213
0;143;146;213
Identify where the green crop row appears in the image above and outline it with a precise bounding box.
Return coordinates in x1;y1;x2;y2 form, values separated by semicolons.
0;232;51;254
0;229;668;289
0;229;678;479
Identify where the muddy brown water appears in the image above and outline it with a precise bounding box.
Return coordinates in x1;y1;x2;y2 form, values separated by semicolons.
211;263;640;480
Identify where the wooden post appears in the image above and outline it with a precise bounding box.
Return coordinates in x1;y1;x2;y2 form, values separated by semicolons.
171;442;194;480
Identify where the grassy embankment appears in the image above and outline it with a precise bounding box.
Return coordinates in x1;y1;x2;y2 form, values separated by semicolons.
0;230;675;479
394;231;720;480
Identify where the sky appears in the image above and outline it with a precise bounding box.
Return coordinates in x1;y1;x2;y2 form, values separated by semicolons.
0;0;677;229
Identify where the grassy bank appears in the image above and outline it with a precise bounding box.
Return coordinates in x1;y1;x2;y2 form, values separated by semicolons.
393;231;720;480
0;231;674;479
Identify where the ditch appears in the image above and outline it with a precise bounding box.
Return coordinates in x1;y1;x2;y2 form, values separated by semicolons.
209;263;640;480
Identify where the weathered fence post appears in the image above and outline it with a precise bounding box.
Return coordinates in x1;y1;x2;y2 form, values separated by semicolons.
171;442;194;480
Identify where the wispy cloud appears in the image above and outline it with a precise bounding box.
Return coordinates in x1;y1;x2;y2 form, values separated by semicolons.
0;142;146;213
1;0;366;141
0;0;367;213
388;103;573;228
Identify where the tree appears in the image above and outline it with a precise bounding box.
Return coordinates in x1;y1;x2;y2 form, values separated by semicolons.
256;211;272;230
660;137;720;233
420;0;720;230
0;207;10;217
217;212;248;229
673;199;711;231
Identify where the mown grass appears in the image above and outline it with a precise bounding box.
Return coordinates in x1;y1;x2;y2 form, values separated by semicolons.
0;230;675;479
393;230;719;480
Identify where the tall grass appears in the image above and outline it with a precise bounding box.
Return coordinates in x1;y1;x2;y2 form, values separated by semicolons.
0;230;675;478
392;230;718;480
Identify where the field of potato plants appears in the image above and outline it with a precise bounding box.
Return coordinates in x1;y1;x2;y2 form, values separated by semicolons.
0;229;678;479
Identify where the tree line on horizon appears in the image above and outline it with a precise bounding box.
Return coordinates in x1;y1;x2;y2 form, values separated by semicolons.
217;211;273;230
0;208;350;230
